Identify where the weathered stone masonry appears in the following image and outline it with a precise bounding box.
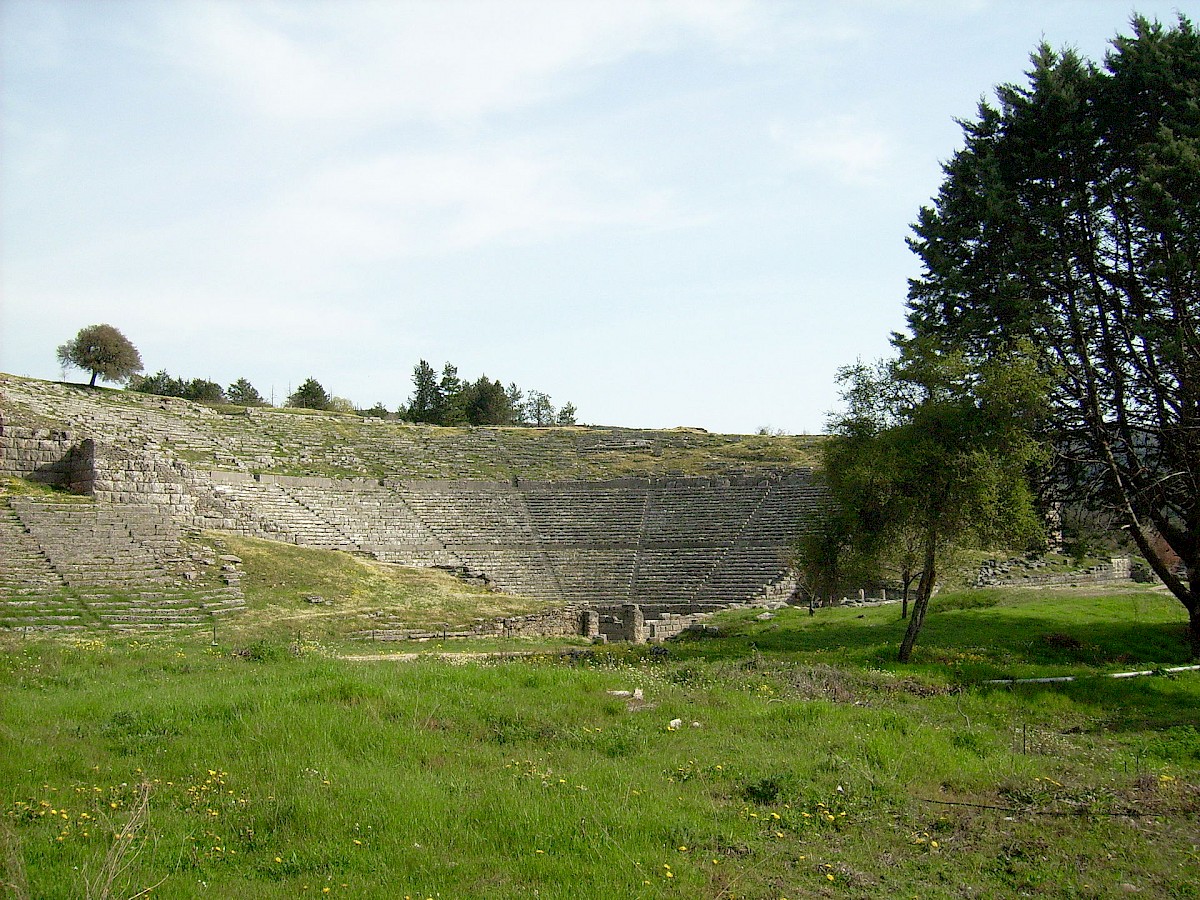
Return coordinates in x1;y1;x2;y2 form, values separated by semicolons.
2;386;822;638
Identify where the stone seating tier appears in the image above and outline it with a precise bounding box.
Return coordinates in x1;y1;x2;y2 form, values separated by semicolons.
1;374;820;482
0;495;245;632
1;374;829;620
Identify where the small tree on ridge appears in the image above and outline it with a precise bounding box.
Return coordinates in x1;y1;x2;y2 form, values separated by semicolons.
56;324;143;387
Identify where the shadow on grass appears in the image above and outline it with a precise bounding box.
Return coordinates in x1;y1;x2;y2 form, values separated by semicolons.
672;603;1192;674
983;676;1200;733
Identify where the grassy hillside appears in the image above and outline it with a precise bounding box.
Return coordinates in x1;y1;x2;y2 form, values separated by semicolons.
3;587;1196;899
212;532;553;641
0;374;821;480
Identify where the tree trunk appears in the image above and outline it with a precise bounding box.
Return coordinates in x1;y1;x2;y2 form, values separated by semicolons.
900;568;915;619
88;371;98;387
1190;603;1200;662
1189;566;1199;660
898;532;938;663
1124;516;1198;657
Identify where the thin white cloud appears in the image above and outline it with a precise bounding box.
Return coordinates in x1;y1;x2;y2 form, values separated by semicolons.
770;114;896;186
170;0;765;125
238;143;682;267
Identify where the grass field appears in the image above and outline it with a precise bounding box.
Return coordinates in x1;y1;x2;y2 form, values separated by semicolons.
2;585;1198;899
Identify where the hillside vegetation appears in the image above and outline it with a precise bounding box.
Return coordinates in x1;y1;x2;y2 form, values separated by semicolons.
0;374;820;480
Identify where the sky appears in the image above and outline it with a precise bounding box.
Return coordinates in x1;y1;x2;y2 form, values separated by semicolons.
1;1;1191;434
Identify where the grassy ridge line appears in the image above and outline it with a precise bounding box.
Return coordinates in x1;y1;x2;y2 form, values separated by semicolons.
1;373;822;480
2;588;1196;898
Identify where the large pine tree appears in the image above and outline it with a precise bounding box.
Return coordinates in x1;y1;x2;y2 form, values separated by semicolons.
903;16;1200;652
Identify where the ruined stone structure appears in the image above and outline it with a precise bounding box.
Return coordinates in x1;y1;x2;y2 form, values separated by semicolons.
1;375;824;636
190;470;818;606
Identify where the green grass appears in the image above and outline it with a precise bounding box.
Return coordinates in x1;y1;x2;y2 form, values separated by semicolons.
0;477;91;501
683;585;1192;681
212;533;552;642
3;586;1198;899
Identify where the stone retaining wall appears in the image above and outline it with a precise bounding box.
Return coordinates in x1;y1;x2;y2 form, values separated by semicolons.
0;418;92;492
975;556;1133;588
352;601;723;645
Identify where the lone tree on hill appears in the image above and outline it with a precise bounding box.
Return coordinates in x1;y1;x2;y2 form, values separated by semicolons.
56;324;143;387
903;15;1200;653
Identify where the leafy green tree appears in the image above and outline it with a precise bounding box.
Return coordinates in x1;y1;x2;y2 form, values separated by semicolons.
525;391;555;427
903;15;1200;652
438;363;465;424
184;379;226;403
799;377;923;615
227;378;265;406
287;377;331;410
56;324;143;387
407;360;442;424
460;376;511;425
362;402;390;418
132;371;225;403
130;370;185;397
404;359;577;427
506;383;526;424
792;506;860;610
556;402;578;426
822;348;1047;662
